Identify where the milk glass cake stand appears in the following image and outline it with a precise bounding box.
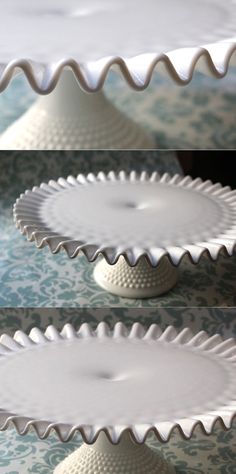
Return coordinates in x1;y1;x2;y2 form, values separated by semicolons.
13;171;236;299
0;322;236;474
0;0;236;149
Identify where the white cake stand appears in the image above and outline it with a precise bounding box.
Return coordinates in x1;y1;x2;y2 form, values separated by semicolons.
0;0;236;149
14;171;236;299
0;322;236;474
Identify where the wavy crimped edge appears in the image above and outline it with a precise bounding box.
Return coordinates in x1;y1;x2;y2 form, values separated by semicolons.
0;322;236;444
13;171;236;267
0;41;236;93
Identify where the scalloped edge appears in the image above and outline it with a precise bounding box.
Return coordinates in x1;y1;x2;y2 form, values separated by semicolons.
0;322;236;444
13;171;236;267
0;41;236;93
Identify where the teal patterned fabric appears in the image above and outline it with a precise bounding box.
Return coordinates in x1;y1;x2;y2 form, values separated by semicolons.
0;307;235;473
1;151;236;307
0;307;235;341
1;425;235;473
0;67;236;148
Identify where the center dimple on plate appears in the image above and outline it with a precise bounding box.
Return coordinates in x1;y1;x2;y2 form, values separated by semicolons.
0;337;233;427
39;181;231;248
112;200;149;210
94;371;127;382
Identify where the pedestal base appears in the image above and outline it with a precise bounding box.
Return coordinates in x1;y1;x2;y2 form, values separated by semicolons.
0;71;154;150
94;256;178;298
54;432;175;474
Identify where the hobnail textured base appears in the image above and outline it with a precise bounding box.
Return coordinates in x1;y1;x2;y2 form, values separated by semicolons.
94;256;178;298
0;71;154;150
54;433;175;474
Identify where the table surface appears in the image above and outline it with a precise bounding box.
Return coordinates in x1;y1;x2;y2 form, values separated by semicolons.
0;68;236;149
1;152;236;308
0;307;235;473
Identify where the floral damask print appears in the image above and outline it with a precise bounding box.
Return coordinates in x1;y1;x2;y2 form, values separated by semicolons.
0;423;235;473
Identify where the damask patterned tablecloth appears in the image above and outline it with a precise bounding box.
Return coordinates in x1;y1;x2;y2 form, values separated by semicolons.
0;151;236;308
0;67;236;149
0;307;235;473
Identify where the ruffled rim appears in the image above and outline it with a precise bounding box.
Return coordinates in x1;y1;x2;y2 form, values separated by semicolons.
1;41;236;93
13;171;236;267
0;322;236;444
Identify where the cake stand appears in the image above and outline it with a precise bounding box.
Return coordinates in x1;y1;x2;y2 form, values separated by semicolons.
13;171;236;299
0;0;236;149
0;322;236;473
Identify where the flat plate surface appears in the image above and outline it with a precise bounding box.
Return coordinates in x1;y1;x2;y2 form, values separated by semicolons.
0;329;235;428
15;173;236;265
39;180;233;248
1;308;236;473
1;0;236;62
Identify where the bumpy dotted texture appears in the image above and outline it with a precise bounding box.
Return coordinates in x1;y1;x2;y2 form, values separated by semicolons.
54;441;172;474
13;171;236;267
0;94;154;150
94;256;178;298
0;322;236;444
